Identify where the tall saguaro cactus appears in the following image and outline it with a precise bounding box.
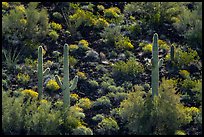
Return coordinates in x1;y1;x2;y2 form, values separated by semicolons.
38;46;50;99
151;33;163;97
55;44;78;111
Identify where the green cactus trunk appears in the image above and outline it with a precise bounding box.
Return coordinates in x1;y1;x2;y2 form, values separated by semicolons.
38;46;43;99
151;33;163;97
63;44;70;110
170;45;174;62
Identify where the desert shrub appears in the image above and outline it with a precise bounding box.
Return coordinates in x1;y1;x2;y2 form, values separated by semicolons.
115;36;134;50
124;2;184;34
142;43;152;53
2;2;49;55
77;97;92;110
96;117;119;135
78;39;89;47
175;130;186;135
2;91;61;135
50;21;62;31
93;96;112;109
92;114;105;123
21;89;38;98
180;79;202;106
69;56;78;67
100;24;122;44
48;30;59;41
77;71;87;80
72;125;93;135
173;2;202;53
17;73;30;85
70;93;80;104
88;79;99;88
52;12;63;20
64;105;86;133
119;78;194;135
104;7;121;18
112;57;144;81
94;18;109;29
107;92;128;104
179;70;190;79
46;79;60;92
24;58;38;69
165;46;200;69
69;44;79;52
69;8;96;28
2;2;9;10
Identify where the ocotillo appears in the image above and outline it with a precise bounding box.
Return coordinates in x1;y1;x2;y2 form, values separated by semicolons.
151;33;163;97
55;44;78;111
38;46;50;99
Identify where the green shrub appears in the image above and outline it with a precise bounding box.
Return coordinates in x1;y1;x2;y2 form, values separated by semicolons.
88;79;99;88
48;30;59;41
92;114;105;123
72;125;93;135
173;2;202;52
115;36;134;50
179;70;190;79
2;2;49;53
69;56;78;67
52;12;63;20
95;18;109;29
77;97;92;110
119;78;193;135
17;73;30;85
93;96;112;109
96;117;119;135
112;57;144;81
2;2;9;10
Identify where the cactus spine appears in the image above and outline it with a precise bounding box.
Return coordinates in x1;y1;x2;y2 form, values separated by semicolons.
37;46;50;99
55;44;78;111
151;33;163;97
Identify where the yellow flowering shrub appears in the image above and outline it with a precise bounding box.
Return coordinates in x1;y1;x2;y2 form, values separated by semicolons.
15;5;26;13
21;89;38;98
95;18;109;28
69;44;79;52
46;79;60;92
19;19;27;25
104;7;121;18
115;36;134;50
142;43;152;53
2;2;9;10
71;93;80;104
77;97;92;110
79;39;89;47
158;39;169;50
77;71;87;79
40;99;48;104
50;21;62;31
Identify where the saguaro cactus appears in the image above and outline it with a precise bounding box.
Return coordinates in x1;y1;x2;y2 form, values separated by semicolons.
55;44;78;111
38;46;50;99
151;33;163;97
170;45;174;62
